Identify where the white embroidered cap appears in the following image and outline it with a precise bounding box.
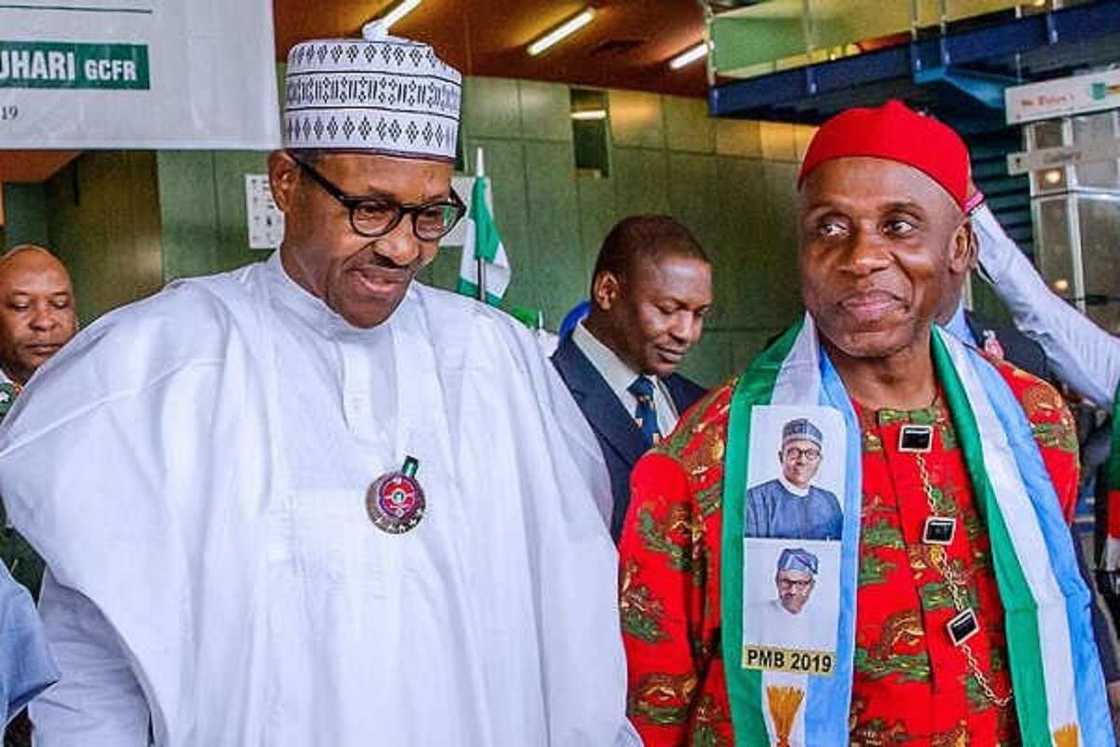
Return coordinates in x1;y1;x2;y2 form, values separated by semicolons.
283;21;461;162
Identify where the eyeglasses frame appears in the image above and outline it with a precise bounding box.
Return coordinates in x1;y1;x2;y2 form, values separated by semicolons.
292;156;466;241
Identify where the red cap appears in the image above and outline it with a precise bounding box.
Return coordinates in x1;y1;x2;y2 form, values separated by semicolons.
797;100;970;210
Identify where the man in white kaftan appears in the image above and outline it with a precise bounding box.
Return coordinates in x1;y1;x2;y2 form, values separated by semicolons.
0;22;636;747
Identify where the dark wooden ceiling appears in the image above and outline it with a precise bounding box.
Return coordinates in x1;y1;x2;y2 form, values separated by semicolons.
273;0;709;98
0;151;79;185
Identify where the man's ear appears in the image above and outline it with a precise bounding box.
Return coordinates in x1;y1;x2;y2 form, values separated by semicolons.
268;150;301;214
592;271;622;311
948;218;975;276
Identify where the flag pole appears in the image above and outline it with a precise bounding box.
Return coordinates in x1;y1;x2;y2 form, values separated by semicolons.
475;147;487;303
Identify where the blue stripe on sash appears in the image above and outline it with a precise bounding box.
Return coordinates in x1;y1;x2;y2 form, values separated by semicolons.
968;347;1114;745
802;351;862;744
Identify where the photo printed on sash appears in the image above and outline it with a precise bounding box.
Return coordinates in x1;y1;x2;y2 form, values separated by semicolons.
742;405;845;675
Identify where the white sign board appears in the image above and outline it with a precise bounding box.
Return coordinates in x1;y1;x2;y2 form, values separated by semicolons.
0;0;281;149
1007;138;1120;176
1006;68;1120;125
245;174;283;250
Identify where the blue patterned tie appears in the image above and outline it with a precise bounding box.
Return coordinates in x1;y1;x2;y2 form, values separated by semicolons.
628;376;662;448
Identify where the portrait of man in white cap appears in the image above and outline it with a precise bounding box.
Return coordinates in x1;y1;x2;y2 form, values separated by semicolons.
0;22;637;747
744;417;843;540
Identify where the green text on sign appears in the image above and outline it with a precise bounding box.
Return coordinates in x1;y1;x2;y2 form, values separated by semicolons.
0;41;149;89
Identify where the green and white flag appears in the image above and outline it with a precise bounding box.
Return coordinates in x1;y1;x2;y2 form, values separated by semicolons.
457;175;511;306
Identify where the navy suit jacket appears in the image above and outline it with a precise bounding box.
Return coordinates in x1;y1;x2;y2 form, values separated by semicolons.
551;334;707;541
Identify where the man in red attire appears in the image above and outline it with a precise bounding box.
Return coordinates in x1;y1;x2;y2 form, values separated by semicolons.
619;101;1110;746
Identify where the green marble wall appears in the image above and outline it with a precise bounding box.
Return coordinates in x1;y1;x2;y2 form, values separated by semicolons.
1;183;49;250
5;155;164;324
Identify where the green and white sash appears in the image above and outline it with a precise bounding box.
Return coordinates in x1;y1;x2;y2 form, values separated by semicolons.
720;314;1113;746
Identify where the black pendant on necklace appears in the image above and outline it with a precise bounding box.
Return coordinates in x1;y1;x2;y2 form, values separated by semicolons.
366;456;425;534
898;424;934;453
922;516;957;546
947;608;980;647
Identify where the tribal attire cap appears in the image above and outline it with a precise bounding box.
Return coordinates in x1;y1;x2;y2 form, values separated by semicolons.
781;417;822;448
776;547;818;575
283;21;461;162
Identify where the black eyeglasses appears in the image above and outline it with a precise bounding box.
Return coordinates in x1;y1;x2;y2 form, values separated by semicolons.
782;446;821;462
293;157;466;241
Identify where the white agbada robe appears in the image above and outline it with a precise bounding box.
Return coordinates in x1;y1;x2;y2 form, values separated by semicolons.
0;253;636;746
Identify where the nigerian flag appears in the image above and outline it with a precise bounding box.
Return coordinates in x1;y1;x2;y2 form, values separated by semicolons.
457;175;511;305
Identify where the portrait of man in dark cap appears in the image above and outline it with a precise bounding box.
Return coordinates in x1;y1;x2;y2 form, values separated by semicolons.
773;547;819;616
744;417;843;540
746;546;834;656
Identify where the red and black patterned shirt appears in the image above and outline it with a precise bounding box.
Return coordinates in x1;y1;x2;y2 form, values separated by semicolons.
619;360;1079;747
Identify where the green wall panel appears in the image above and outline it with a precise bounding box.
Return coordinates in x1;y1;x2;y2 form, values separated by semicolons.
667;152;722;326
608;90;665;150
762;162;803;326
613;147;670;216
157;151;223;282
212;152;271;274
730;329;784;372
1;184;49;249
158;150;272;287
46;152;162;323
667;153;720;250
716;119;762;158
518;80;573;143
664;96;716;155
418;243;462;291
760;121;798;162
576;176;617;281
678;329;732;388
714;157;768;327
523;141;583;329
462;76;522;139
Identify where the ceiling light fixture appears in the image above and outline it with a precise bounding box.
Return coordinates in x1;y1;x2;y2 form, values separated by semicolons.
528;9;595;57
378;0;422;31
669;42;710;70
571;109;607;121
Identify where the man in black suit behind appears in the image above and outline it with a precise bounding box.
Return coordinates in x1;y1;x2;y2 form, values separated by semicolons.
552;215;712;541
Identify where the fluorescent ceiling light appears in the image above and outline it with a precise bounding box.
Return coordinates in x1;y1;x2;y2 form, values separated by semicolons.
669;42;709;70
528;9;595;57
571;109;607;121
379;0;422;30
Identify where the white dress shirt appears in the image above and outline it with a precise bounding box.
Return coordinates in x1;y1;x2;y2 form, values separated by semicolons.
571;320;679;434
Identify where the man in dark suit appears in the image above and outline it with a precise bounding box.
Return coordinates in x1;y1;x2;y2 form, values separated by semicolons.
552;215;711;541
